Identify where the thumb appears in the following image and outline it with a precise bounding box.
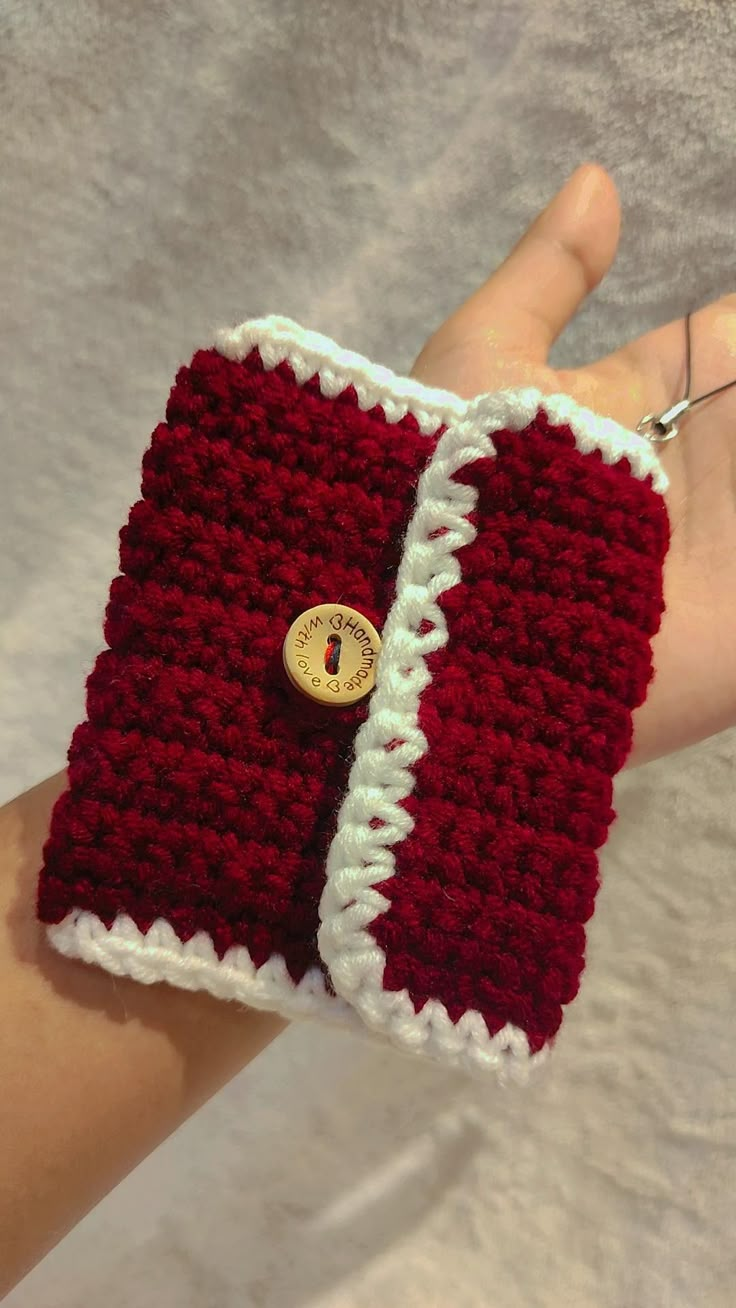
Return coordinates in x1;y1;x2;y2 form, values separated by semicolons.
415;163;621;379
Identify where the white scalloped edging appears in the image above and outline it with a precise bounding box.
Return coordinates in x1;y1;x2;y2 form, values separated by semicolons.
47;909;357;1025
215;315;668;494
214;315;466;434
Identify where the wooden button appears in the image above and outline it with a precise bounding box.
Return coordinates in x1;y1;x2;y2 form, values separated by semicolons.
282;604;382;706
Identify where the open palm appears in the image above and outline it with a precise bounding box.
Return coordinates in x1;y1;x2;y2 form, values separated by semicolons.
410;164;736;766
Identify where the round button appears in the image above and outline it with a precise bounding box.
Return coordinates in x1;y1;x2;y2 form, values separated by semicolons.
282;604;382;706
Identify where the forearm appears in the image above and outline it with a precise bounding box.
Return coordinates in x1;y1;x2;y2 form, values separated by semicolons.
0;772;285;1294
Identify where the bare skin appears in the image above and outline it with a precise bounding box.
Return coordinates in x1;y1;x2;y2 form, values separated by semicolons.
1;163;734;1292
412;164;736;765
0;773;285;1291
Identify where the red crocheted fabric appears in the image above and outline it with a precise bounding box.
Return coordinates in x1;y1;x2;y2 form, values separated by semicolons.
36;317;669;1076
38;346;438;988
367;416;668;1055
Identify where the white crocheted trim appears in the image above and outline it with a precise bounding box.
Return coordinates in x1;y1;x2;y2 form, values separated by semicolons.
214;314;465;435
508;386;668;493
318;385;667;1079
47;910;357;1025
215;315;668;494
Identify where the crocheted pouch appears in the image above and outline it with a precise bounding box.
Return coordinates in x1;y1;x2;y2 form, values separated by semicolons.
37;316;669;1079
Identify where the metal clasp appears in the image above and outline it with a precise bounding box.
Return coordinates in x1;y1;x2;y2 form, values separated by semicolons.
636;398;690;444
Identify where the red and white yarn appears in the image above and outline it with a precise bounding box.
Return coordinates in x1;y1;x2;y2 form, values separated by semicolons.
320;388;667;1076
39;315;669;1080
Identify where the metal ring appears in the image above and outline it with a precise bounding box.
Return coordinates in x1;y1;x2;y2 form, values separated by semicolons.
636;414;679;444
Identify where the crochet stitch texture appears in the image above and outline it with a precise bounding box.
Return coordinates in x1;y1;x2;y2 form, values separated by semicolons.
37;316;669;1078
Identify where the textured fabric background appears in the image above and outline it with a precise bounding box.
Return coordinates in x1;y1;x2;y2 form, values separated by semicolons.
2;2;734;1304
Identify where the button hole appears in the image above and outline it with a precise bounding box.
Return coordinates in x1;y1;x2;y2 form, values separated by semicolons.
324;634;342;674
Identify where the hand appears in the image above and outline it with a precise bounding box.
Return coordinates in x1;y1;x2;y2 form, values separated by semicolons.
410;163;736;767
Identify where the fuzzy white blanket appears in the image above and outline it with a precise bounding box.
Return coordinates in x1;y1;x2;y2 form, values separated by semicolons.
2;3;734;1304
